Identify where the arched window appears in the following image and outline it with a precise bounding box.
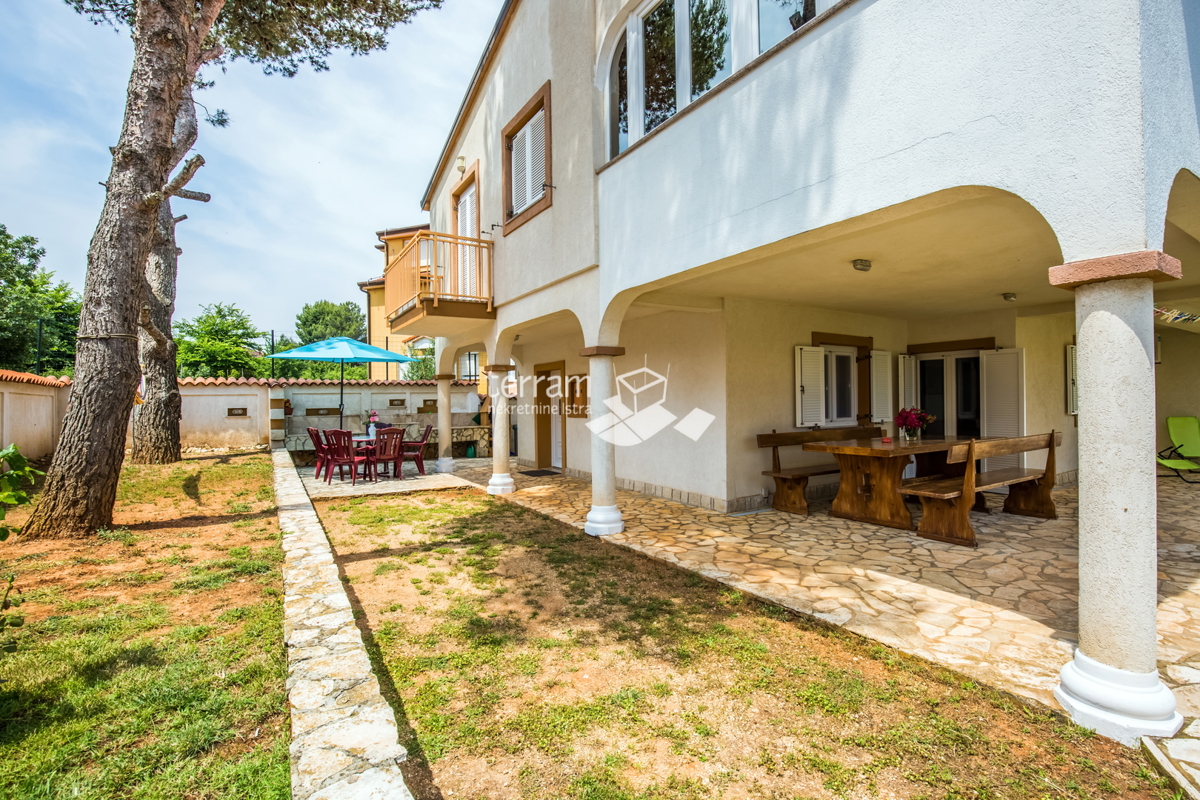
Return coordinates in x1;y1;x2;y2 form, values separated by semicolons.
607;0;830;159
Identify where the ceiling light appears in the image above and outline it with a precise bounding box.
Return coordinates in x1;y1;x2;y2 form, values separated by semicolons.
1003;293;1017;302
852;259;872;272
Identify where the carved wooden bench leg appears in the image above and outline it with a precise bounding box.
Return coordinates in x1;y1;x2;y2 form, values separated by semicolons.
771;475;810;515
915;496;978;547
1003;479;1057;519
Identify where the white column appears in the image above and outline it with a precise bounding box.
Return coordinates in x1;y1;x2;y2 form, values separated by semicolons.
584;352;624;536
487;368;515;494
1053;275;1181;744
435;376;455;473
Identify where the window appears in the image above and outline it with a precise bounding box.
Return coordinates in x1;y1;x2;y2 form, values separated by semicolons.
459;352;480;381
690;0;731;100
759;0;813;52
823;345;857;425
643;0;677;133
501;81;552;234
610;34;629;155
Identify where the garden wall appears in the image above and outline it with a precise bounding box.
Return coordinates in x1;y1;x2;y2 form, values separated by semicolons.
0;371;71;460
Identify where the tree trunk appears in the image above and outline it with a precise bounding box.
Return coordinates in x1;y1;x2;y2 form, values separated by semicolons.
131;199;183;465
22;0;221;539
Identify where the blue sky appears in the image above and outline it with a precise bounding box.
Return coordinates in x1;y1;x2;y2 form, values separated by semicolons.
0;0;503;337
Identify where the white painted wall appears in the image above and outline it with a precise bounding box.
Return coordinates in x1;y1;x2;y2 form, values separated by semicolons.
0;378;68;460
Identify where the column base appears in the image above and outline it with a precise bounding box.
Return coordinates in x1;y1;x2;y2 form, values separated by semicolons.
436;457;455;474
585;505;624;536
1054;650;1182;746
487;473;516;495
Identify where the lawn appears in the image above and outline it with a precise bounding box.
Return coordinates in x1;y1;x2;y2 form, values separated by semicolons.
0;452;289;800
316;489;1175;800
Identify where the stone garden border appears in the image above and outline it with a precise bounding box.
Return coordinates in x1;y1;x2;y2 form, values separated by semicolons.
273;449;415;800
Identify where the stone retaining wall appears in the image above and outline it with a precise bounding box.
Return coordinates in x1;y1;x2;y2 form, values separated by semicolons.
274;449;415;800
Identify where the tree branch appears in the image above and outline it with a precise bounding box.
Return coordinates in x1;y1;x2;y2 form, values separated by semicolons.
137;303;169;353
173;215;188;223
143;154;205;205
174;188;211;203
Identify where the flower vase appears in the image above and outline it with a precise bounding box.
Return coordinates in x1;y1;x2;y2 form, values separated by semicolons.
901;428;919;443
366;423;376;438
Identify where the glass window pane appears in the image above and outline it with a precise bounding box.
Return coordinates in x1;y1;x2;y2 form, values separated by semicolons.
611;35;628;155
643;0;677;133
690;0;731;100
835;354;852;419
758;0;811;53
955;356;981;438
918;359;946;436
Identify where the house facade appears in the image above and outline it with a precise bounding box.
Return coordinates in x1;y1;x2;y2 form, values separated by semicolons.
372;0;1200;744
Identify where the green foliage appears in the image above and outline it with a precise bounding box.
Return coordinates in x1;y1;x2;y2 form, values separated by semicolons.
0;224;80;375
689;0;730;97
0;444;43;541
175;303;264;378
405;339;436;380
66;0;443;78
295;299;366;344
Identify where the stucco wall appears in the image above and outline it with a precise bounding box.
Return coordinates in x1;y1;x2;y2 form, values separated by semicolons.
178;386;270;449
723;298;908;504
908;309;1018;350
1015;311;1080;476
509;327;592;473
1154;326;1200;452
0;379;67;460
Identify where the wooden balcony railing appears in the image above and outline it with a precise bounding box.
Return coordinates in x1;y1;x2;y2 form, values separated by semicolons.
384;230;494;322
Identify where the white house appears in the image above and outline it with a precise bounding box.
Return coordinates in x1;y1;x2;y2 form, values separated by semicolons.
370;0;1200;744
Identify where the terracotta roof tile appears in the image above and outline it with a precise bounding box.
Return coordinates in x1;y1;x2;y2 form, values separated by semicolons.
0;370;72;388
177;377;478;387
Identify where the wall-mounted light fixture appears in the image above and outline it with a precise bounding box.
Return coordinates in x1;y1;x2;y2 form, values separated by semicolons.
852;259;872;272
455;155;466;176
1002;292;1017;302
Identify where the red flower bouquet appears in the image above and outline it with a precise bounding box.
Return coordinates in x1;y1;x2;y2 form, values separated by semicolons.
895;407;936;436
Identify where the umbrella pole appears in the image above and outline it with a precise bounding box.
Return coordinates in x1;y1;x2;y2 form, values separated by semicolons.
339;361;345;429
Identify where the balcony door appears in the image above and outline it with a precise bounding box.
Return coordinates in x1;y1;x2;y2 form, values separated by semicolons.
455;181;478;297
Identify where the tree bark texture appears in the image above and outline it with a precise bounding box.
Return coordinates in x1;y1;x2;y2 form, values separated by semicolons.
131;199;183;465
22;0;224;538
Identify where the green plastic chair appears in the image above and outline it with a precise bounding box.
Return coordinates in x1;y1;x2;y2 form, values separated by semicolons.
1158;455;1200;483
1166;416;1200;459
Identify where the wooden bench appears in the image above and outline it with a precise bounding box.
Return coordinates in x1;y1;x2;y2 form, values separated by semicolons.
757;427;884;515
898;431;1062;547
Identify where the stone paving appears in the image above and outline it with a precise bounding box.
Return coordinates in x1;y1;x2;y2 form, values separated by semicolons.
453;466;1200;728
297;457;491;500
274;450;414;800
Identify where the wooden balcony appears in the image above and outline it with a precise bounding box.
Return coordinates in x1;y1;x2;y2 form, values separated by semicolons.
384;231;495;337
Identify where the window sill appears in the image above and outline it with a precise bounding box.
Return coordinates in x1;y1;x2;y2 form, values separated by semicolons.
502;191;552;236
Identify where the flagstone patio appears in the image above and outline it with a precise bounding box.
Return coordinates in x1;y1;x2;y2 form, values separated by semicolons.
453;465;1200;725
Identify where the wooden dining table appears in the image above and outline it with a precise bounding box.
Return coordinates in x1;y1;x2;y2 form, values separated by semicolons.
802;435;991;531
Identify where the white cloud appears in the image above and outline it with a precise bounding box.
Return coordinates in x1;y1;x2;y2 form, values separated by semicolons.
0;0;503;335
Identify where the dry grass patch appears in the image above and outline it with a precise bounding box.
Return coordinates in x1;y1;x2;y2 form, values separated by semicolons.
317;490;1170;800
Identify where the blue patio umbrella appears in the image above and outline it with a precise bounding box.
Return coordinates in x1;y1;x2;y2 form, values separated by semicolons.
266;337;419;428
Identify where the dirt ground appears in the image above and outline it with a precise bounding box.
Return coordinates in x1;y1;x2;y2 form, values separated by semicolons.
316;489;1172;800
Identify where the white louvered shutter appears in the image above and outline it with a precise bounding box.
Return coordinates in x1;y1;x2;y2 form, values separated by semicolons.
456;183;478;296
897;354;917;410
869;350;892;424
795;346;826;427
511;126;529;214
528;109;546;205
1065;345;1078;416
980;348;1026;470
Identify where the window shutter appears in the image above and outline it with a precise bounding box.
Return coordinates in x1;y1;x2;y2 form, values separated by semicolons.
980;348;1026;470
1065;345;1078;415
795;346;826;427
869;350;892;424
897;354;917;410
528;109;546;204
511;126;529;214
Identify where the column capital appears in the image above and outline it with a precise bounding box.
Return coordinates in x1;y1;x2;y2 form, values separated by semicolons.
1049;250;1181;290
579;346;626;358
433;374;456;381
483;364;515;373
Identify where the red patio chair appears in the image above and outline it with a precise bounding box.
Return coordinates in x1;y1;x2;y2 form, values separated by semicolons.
306;427;330;480
373;428;406;479
401;424;433;476
323;429;375;485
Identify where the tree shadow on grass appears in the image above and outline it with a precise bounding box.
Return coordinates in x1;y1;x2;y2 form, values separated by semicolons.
339;575;446;800
125;508;276;531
